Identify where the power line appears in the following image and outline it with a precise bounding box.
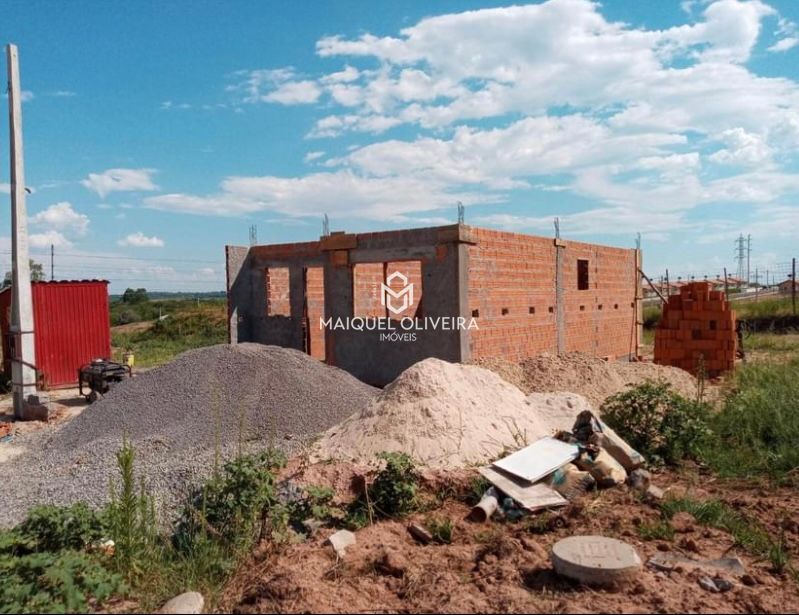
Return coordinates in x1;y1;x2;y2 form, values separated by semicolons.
0;250;220;264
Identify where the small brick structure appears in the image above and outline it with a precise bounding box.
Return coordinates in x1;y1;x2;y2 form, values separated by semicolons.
654;281;736;377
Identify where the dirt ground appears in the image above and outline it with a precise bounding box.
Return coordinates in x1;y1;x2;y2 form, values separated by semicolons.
0;388;88;463
222;462;799;614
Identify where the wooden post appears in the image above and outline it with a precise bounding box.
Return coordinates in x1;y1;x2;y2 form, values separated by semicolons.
793;258;797;316
6;44;41;419
723;267;729;299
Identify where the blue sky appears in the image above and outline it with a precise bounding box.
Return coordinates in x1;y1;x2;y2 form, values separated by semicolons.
2;0;799;292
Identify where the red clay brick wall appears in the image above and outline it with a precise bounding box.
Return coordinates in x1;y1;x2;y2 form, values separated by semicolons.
386;260;423;319
265;267;290;316
353;263;385;318
563;242;638;358
467;229;637;362
353;260;424;319
306;266;325;360
654;281;736;377
468;229;558;360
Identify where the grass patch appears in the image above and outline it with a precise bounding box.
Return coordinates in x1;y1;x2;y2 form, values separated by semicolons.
643;304;662;329
637;520;675;541
733;296;796;320
0;441;291;613
424;517;454;544
703;358;799;481
660;497;789;572
744;332;799;354
111;300;226;367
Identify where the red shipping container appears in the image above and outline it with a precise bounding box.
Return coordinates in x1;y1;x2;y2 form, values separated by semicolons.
0;280;110;388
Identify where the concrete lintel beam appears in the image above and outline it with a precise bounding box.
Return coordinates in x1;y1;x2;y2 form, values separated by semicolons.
437;224;477;245
321;233;358;251
350;246;435;264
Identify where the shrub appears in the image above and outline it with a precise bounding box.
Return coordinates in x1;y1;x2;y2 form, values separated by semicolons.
175;449;285;550
368;452;419;518
600;381;712;466
347;452;419;526
12;504;106;555
0;550;125;614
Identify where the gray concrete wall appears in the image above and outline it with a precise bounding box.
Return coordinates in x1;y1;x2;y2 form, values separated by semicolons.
226;226;475;387
324;231;468;386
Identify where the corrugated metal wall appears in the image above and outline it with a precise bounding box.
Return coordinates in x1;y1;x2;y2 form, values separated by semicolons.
1;281;111;388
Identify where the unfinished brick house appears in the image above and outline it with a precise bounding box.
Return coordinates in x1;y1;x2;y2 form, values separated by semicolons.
226;224;642;386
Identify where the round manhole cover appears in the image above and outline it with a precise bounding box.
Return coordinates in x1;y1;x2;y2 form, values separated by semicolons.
551;535;642;586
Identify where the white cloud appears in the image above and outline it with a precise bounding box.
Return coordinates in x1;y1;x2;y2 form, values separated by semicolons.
30;202;89;236
708;127;772;165
0;183;8;194
228;67;321;104
264;80;321;104
145;170;495;220
81;168;158;198
49;90;76;97
167;0;799;239
29;230;71;249
768;37;798;51
117;232;165;248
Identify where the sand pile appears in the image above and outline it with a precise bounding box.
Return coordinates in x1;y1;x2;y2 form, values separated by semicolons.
313;358;593;468
473;352;697;408
0;344;377;527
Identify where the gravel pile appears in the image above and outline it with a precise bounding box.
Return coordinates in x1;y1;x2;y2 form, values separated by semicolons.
0;343;377;527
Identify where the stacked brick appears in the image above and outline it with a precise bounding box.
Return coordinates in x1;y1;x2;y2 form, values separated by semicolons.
654;281;736;377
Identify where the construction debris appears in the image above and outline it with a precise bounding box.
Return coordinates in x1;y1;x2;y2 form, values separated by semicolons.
407;523;433;545
648;553;746;576
551;535;642;586
478;466;566;512
491;437;578;483
472;407;651;521
326;530;356;557
468;487;500;523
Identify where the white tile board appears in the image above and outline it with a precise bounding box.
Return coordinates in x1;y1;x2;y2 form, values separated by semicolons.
491;436;578;483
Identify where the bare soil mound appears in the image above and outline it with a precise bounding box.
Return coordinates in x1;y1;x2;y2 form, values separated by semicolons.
313;358;593;468
473;352;697;408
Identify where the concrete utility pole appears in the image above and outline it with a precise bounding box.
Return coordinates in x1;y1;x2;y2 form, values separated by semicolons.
7;44;47;420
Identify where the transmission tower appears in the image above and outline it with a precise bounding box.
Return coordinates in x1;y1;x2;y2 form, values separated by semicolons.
249;224;258;246
322;213;330;237
734;234;747;281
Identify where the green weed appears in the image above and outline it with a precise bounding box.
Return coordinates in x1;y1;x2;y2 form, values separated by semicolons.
601;381;712;466
346;452;419;526
425;517;454;544
661;497;789;572
703;358;799;481
637;520;675;541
